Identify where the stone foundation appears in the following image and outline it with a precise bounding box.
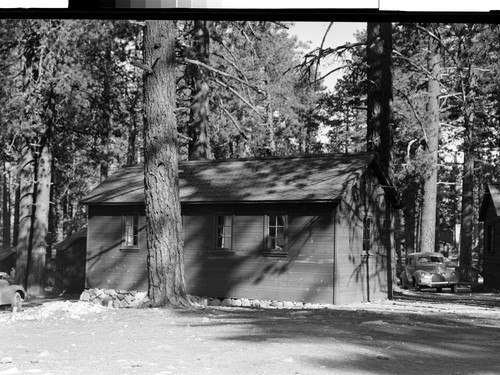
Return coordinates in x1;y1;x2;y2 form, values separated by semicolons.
80;288;150;308
189;295;332;309
80;288;335;310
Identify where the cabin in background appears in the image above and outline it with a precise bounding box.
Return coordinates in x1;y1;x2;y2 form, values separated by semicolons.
479;183;500;288
81;153;398;305
54;228;87;294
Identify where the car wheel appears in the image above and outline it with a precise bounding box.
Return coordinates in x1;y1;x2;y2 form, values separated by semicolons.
436;287;442;293
11;292;22;313
413;279;421;291
401;272;409;289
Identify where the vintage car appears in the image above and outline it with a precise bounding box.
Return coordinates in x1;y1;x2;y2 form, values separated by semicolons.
400;252;459;293
0;272;26;311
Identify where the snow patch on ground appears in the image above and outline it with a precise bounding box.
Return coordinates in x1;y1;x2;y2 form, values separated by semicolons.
0;301;106;323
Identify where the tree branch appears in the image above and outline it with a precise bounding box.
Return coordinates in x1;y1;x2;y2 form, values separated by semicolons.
184;57;266;95
394;86;429;144
213;78;262;118
315;22;334;89
130;59;153;74
219;102;249;140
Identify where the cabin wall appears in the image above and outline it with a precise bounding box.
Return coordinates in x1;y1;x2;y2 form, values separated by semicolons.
183;203;336;304
483;203;500;288
334;170;393;305
86;205;148;291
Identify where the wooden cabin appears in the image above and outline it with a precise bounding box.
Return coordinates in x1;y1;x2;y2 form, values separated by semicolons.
479;183;500;288
80;153;398;305
54;228;87;294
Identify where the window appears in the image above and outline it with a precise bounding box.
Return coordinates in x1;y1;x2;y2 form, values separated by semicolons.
216;215;233;250
122;215;139;249
487;224;494;253
363;216;372;253
264;214;287;256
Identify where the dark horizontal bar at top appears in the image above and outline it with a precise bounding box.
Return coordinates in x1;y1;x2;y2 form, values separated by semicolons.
1;5;499;22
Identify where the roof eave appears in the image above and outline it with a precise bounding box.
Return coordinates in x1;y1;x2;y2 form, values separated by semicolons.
83;199;341;206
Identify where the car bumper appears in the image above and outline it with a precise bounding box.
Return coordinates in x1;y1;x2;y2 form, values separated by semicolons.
420;281;453;287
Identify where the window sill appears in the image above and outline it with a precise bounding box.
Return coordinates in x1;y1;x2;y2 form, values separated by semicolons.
120;247;140;253
263;250;288;258
208;250;235;257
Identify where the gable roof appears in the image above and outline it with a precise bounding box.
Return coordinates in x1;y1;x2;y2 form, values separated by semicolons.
479;183;500;220
54;228;87;251
80;152;393;205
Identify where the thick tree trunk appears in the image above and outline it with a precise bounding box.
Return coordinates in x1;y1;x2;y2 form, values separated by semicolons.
27;141;52;296
100;42;113;181
403;182;418;254
366;22;394;180
2;161;11;250
143;20;188;308
14;144;34;288
459;108;475;281
127;114;138;165
419;39;440;253
188;20;212;160
12;183;20;249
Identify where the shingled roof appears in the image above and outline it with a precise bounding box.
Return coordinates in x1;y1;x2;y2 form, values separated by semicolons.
479;183;500;220
81;153;387;205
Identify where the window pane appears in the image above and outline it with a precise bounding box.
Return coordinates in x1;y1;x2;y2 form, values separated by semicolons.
277;231;285;248
268;238;276;249
277;215;284;227
269;227;276;237
124;215;138;247
216;215;232;249
218;216;224;226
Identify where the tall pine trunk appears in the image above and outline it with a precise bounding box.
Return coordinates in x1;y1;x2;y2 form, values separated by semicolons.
366;22;393;180
188;20;212;160
15;143;34;288
419;38;440;253
366;22;394;298
143;20;188;307
2;161;11;250
458;94;475;282
27;141;52;296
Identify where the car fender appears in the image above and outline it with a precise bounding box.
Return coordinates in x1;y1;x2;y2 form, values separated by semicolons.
445;269;459;283
0;285;26;305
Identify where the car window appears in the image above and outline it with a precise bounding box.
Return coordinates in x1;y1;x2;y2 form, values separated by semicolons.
418;256;444;263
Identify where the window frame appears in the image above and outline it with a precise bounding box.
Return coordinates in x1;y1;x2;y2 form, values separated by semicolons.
211;213;235;256
121;213;140;251
263;213;287;257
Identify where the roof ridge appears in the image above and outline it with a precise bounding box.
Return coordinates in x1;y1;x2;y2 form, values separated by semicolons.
179;152;374;165
120;152;374;168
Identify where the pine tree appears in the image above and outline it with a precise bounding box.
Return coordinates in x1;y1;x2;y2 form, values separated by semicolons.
143;20;189;307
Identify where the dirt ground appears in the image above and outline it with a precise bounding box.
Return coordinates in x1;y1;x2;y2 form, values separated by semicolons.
1;290;500;375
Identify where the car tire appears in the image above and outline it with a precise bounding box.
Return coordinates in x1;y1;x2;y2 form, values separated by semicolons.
401;272;409;289
413;279;420;291
11;292;22;313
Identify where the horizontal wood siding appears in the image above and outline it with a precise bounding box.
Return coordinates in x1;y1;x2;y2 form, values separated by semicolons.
183;203;335;304
334;170;392;305
483;204;500;288
86;206;148;291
